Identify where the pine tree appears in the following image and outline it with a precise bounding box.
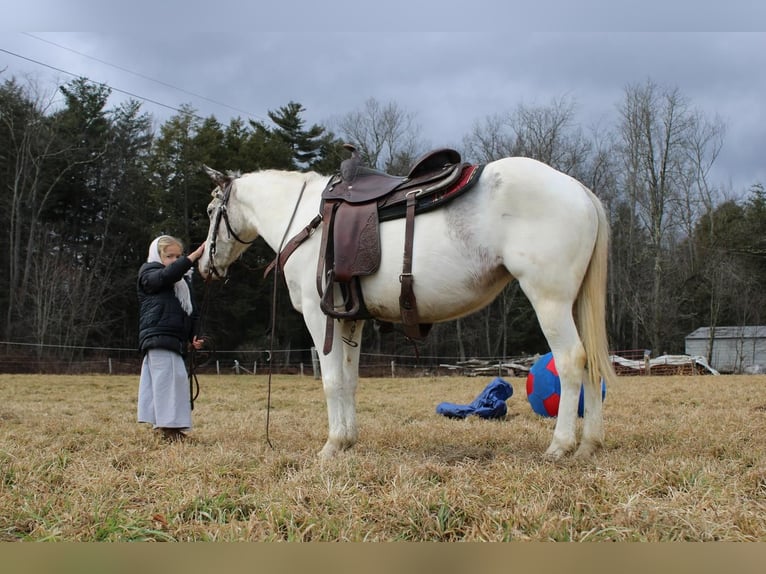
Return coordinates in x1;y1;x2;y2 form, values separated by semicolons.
267;101;325;168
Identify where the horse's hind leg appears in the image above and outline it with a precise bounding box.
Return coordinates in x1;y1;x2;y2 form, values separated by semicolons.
527;297;587;460
575;367;604;460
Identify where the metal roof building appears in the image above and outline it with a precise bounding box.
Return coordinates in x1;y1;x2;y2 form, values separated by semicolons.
685;326;766;374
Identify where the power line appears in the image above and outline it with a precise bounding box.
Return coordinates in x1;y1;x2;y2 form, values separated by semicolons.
21;33;266;121
0;46;200;118
0;44;266;124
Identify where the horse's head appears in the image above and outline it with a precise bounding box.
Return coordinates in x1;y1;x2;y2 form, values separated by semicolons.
198;165;258;280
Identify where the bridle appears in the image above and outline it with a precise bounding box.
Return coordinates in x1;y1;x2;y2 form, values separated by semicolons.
207;178;257;280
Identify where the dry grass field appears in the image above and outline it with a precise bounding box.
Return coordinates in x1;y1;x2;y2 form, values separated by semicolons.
0;371;764;542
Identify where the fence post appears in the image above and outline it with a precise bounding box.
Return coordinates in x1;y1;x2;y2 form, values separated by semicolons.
391;360;395;378
108;358;112;375
216;360;220;376
311;347;321;379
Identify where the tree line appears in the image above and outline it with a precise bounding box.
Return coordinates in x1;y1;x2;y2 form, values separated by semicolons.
1;72;764;367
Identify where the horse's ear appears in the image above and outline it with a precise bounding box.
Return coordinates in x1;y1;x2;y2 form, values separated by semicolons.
203;164;227;187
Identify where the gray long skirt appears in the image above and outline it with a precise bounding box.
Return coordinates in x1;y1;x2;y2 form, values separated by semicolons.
137;348;192;430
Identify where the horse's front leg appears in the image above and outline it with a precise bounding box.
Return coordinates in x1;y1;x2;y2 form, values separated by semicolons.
301;299;364;459
317;319;364;459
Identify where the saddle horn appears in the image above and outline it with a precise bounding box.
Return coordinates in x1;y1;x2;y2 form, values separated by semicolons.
340;143;362;182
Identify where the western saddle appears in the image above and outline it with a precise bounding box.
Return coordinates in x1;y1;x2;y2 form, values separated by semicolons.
268;144;483;354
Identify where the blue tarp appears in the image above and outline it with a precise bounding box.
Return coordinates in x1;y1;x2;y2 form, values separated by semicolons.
436;377;514;419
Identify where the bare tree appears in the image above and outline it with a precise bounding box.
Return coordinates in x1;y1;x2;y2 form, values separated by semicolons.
678;110;726;259
460;96;598;357
2;76;147;353
336;98;422;173
462;113;514;163
1;78;96;340
615;80;725;353
511;96;592;175
464;95;591;173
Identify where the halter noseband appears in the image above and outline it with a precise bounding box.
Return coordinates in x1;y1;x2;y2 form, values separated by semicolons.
208;178;256;279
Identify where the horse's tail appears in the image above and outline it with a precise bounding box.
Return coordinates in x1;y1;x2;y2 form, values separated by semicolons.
576;187;617;388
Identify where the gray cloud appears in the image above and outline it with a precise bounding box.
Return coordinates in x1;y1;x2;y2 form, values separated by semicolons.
1;30;764;191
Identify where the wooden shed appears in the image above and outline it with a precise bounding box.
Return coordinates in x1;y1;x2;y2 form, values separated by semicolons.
684;326;766;373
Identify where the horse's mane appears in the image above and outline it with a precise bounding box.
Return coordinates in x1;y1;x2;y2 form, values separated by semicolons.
239;169;328;183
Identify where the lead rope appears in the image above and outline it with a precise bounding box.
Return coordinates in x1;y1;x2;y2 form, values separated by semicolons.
265;180;308;449
189;277;215;410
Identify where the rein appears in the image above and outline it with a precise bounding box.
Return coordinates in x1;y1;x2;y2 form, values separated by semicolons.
188;276;216;410
264;180;308;448
206;176;309;449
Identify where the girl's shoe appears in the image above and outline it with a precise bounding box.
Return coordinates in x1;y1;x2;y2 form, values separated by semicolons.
159;428;187;442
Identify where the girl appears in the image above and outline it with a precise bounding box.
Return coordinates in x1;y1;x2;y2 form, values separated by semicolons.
137;235;206;442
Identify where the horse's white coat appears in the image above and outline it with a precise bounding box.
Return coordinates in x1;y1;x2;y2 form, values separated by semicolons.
200;157;616;460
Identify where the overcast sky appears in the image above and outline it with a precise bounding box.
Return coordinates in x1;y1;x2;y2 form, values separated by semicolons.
2;8;765;194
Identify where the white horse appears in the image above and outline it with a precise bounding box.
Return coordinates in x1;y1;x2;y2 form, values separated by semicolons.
199;156;616;461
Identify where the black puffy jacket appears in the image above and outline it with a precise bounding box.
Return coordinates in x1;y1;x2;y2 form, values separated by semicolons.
137;256;200;357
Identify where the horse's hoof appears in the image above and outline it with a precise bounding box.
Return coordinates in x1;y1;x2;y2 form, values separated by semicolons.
543;447;566;461
574;441;601;462
319;437;356;459
544;439;575;461
318;443;338;460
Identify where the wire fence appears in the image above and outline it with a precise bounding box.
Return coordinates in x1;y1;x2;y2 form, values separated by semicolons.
0;341;712;377
0;340;535;378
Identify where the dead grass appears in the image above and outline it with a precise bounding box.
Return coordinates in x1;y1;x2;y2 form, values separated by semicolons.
0;372;764;541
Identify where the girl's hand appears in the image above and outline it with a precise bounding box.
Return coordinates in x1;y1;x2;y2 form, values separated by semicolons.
189;242;206;263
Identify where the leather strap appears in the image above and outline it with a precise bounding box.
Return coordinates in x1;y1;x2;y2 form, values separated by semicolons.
317;202;338;354
323;314;335;355
263;214;323;278
399;192;421;336
316;202;337;298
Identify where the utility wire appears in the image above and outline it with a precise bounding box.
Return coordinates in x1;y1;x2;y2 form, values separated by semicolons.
0;44;266;124
21;33;266;121
0;46;198;117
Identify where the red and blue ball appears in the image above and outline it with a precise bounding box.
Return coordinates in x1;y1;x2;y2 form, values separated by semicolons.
525;352;606;417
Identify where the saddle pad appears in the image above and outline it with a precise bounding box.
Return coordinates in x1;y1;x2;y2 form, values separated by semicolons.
332;202;381;283
379;164;484;222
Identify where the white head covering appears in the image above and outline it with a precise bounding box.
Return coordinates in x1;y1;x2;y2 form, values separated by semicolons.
147;236;193;315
